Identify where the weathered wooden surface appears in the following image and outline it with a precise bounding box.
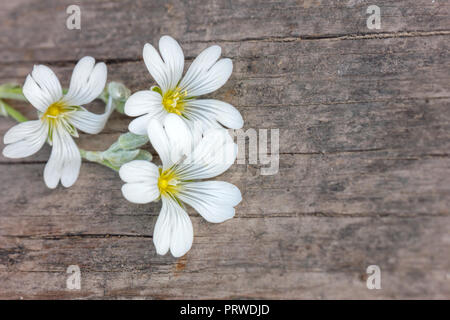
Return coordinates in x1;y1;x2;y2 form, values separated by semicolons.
0;0;449;299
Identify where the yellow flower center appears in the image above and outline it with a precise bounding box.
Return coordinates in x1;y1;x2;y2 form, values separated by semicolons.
158;168;179;197
162;88;187;116
41;101;80;141
43;101;67;119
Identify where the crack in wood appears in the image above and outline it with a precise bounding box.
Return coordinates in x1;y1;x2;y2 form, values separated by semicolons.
1;31;448;66
183;30;450;43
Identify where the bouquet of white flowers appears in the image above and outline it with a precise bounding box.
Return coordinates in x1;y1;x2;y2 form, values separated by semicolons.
0;36;243;258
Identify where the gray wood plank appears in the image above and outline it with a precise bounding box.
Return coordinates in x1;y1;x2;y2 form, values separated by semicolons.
0;215;448;299
0;0;449;62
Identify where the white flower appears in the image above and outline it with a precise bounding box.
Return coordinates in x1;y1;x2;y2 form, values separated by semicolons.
119;114;242;257
124;35;243;138
2;57;113;188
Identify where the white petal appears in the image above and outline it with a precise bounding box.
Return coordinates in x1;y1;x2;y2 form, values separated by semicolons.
129;114;153;136
60;136;81;188
121;182;160;204
31;65;63;104
143;36;184;93
4;120;44;145
129;112;166;136
178;181;242;223
2;120;48;158
184;99;243;129
43;124;81;189
158;36;184;91
163;114;193;164
147;118;172;169
119;160;159;183
184;119;205;147
179;45;232;97
66;95;114;134
64;57;107;106
143;43;168;92
23;65;62;112
119;159;160;204
153;197;193;257
176;128;237;180
153;199;171;255
22;75;50;112
124;90;163;117
169;204;194;257
179;46;221;91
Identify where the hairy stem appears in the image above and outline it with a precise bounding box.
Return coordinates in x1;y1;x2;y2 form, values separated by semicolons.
79;149;119;172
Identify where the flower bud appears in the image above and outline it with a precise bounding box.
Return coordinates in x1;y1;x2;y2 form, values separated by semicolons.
108;82;131;101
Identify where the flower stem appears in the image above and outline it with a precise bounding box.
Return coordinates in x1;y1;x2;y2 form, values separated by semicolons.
79;149;119;172
0;99;28;122
0;84;27;101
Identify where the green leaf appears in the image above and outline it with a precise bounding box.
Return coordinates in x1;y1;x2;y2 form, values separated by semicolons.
118;132;149;150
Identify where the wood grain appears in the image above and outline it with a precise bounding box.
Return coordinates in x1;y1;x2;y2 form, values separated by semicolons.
0;0;449;299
